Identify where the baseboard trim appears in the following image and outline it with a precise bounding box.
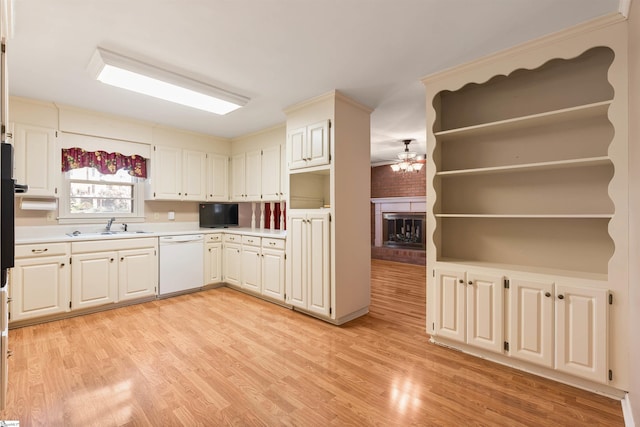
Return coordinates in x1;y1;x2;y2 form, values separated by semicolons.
622;393;636;427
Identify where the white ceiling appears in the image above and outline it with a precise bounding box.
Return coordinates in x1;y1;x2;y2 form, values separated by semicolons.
7;0;621;164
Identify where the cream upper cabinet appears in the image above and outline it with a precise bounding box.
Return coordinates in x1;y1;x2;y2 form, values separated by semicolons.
555;284;608;383
245;150;262;201
261;145;281;201
148;145;181;200
10;242;70;322
147;145;207;201
286;210;330;317
12;123;58;197
182;149;207;201
206;153;228;201
118;247;157;302
434;269;503;354
288;120;330;171
230;153;246;201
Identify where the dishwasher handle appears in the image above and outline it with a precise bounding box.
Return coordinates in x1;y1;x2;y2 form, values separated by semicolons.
160;234;204;244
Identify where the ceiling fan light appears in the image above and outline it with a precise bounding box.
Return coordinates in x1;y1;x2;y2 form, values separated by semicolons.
390;164;401;172
413;162;424;171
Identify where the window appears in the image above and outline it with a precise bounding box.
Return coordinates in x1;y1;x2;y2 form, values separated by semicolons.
59;167;145;223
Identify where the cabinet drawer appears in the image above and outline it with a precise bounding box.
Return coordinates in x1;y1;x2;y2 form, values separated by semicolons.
242;235;261;246
262;238;285;250
224;234;241;243
15;242;69;258
72;237;157;254
205;234;222;243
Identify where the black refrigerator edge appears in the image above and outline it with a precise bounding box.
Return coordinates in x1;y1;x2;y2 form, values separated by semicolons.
1;142;27;286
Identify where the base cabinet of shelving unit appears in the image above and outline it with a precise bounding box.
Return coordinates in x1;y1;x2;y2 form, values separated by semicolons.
434;269;504;354
434;267;610;384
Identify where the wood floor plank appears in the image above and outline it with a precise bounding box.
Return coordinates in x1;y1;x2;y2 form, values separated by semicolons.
0;259;624;426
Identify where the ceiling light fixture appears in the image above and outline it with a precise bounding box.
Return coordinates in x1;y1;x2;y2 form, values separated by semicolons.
390;139;424;172
87;47;249;115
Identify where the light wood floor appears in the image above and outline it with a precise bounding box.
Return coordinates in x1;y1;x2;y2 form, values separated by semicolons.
0;259;624;426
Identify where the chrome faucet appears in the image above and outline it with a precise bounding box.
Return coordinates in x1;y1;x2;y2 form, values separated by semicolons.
106;217;116;231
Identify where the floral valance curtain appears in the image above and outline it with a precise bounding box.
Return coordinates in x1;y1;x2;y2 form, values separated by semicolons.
61;147;148;178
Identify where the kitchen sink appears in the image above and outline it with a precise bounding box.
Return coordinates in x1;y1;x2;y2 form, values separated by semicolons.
66;230;153;237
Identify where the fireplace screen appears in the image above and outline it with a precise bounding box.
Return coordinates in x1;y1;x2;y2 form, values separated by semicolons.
382;213;425;249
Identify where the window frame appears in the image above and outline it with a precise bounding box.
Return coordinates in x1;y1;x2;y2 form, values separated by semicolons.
58;168;146;224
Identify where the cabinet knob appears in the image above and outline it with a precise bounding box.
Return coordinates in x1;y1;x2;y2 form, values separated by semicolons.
110;258;115;262
6;350;13;358
459;279;464;284
60;263;65;268
545;292;551;298
120;257;124;262
179;193;182;196
468;281;473;285
558;294;564;300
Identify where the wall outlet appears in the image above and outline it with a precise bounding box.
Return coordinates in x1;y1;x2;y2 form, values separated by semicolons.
153;212;159;220
46;212;55;222
168;211;175;221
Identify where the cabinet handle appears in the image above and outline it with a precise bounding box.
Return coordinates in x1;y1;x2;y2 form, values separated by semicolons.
558;294;564;300
31;248;48;254
6;297;11;304
545;292;551;298
6;350;13;358
269;242;276;246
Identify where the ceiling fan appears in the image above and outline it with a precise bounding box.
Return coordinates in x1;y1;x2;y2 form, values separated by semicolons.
389;139;425;172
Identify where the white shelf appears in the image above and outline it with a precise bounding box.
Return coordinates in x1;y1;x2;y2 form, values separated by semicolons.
434;100;612;142
436;156;611;177
435;214;613;219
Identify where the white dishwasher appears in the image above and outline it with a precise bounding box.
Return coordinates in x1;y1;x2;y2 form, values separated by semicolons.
159;234;204;297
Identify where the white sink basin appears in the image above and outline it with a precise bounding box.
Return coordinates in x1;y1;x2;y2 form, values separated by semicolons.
66;230;153;237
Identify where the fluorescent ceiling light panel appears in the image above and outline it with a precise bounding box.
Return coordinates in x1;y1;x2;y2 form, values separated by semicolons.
87;48;249;115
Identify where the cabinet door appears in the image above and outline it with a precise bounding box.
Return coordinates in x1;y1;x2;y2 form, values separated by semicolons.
182;150;207;201
555;284;608;383
118;248;157;302
280;144;288;200
207;153;228;201
151;145;182;200
245;150;262;201
13;123;58;197
262;248;284;301
71;251;118;310
306;120;330;168
434;269;465;343
288;127;307;170
230;153;246;200
509;279;554;368
241;245;261;292
286;214;307;308
466;272;503;353
205;242;222;284
223;243;241;286
10;255;70;322
307;212;331;317
261;145;281;201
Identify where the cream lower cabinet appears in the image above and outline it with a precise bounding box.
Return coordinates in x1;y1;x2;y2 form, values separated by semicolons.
118;248;157;302
204;234;223;285
434;269;504;354
261;238;285;301
286;210;330;317
241;236;261;293
10;242;70;322
223;235;242;286
71;251;118;310
71;238;158;311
